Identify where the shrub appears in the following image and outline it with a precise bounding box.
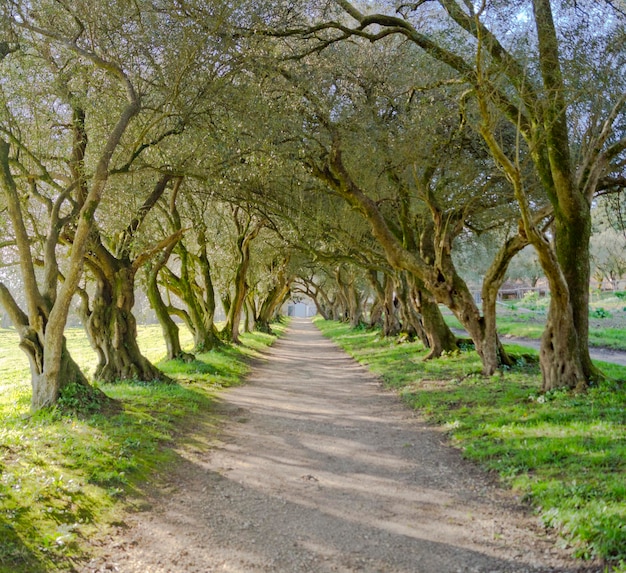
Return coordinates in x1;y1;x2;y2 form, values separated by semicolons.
590;307;611;319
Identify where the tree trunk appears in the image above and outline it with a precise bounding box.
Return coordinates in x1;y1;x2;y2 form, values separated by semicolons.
244;295;256;333
83;267;168;383
347;284;364;328
256;280;291;334
540;290;586;392
382;274;402;336
183;258;221;352
481;233;532;370
194;230;222;351
223;269;249;343
146;260;193;362
365;270;386;329
161;245;221;353
368;298;383;328
222;211;262;344
516;207;588;392
555;211;597;381
395;273;427;343
31;331;103;410
419;220;497;371
411;279;458;358
37;337;101;409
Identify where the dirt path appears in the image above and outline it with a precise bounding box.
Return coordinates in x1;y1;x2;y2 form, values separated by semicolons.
83;318;601;573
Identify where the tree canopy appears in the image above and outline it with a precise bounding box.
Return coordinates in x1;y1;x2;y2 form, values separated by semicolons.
0;0;624;410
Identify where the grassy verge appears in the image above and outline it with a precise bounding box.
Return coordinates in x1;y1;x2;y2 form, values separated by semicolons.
0;322;286;572
315;318;626;571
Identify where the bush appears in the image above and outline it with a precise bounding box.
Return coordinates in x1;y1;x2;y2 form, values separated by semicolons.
590;307;611;319
522;291;539;305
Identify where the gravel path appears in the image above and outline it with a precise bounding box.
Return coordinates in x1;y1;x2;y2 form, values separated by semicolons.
83;318;601;573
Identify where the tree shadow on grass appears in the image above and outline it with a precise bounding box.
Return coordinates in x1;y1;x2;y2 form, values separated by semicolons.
0;516;47;573
0;333;277;572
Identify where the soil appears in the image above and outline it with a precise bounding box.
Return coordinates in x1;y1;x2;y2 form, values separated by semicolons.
81;318;603;573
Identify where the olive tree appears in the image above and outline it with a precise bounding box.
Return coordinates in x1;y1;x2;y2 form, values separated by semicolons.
280;0;626;389
0;2;143;409
256;35;534;371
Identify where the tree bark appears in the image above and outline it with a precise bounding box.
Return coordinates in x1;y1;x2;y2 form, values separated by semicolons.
168;246;221;352
77;174;176;383
146;255;193;362
244;296;256;333
82;266;168;383
0;283;103;410
554;207;597;382
480;231;534;370
382;274;402;336
256;277;291;334
33;338;95;409
410;277;458;358
540;294;585;391
365;270;385;329
222;211;262;343
193;228;222;351
395;273;426;343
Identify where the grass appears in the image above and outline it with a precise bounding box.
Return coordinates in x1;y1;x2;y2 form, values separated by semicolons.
0;322;286;572
315;318;626;571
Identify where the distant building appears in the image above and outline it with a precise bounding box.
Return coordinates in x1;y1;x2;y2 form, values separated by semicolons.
285;299;316;318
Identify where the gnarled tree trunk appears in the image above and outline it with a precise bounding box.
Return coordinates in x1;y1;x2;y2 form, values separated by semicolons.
410;278;458;359
256;276;291;334
82;266;168;383
382;273;402;336
480;231;535;371
1;283;103;410
554;210;597;383
541;293;585;391
395;273;426;343
163;244;221;353
78;174;177;382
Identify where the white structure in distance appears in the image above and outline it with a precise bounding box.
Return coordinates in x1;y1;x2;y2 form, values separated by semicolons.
285;299;316;318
